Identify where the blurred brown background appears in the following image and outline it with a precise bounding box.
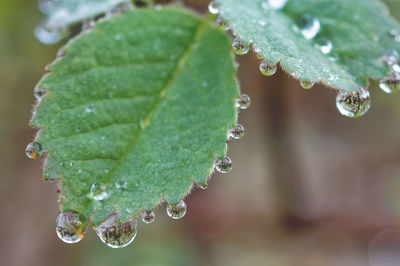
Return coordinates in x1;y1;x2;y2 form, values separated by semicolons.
1;0;400;265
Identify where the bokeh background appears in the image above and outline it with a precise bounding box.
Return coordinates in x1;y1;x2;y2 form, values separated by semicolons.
2;0;400;265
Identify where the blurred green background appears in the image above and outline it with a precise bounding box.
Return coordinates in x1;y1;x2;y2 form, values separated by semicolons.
2;0;400;265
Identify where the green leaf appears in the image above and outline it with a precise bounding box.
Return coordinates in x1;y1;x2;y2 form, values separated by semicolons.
218;0;400;92
31;8;239;225
43;0;128;28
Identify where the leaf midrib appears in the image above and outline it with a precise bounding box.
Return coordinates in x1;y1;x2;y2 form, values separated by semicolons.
91;15;213;205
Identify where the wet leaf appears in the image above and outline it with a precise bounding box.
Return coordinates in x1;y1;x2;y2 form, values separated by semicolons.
218;0;400;92
31;8;239;225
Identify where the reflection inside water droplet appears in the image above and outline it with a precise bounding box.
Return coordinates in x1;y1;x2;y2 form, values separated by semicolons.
25;142;43;159
95;215;137;248
166;200;187;219
300;80;314;89
56;211;87;244
259;59;277;76
232;37;250;55
141;210;155;224
215;157;233;174
336;87;371;118
229;124;245;139
235;94;251;110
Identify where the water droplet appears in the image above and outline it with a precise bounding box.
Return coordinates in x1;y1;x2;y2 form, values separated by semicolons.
232;37;250;55
229;124;245;139
208;1;221;15
379;76;400;94
38;0;55;14
141;210;155;224
385;50;399;66
85;104;95;113
166;200;187;219
215;157;232;174
90;182;108;201
259;59;277;76
155;4;163;11
235;94;251;110
34;88;48;101
390;29;400;42
316;37;333;54
267;0;288;10
217;17;229;31
256;52;265;60
336;88;371;118
300;80;314;89
95;215;137;248
115;177;127;189
298;14;320;40
34;24;65;45
56;211;87;244
82;19;95;31
25;142;43;159
199;183;208;190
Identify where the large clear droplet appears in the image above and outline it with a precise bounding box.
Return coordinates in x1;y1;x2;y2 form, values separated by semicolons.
229;124;245;140
208;1;221;15
56;211;87;244
267;0;288;10
316;37;333;54
379;76;400;94
166;200;187;219
336;88;371;118
34;24;65;45
298;14;320;40
95;215;137;248
90;182;108;201
25;142;43;159
215;157;233;174
232;37;250;55
259;59;277;76
235;94;251;110
141;210;155;224
300;80;314;89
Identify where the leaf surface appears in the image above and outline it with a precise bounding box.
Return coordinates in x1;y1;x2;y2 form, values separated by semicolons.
32;8;239;225
218;0;400;91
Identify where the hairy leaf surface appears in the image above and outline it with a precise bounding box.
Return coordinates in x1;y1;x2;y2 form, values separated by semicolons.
218;0;400;91
31;8;239;225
